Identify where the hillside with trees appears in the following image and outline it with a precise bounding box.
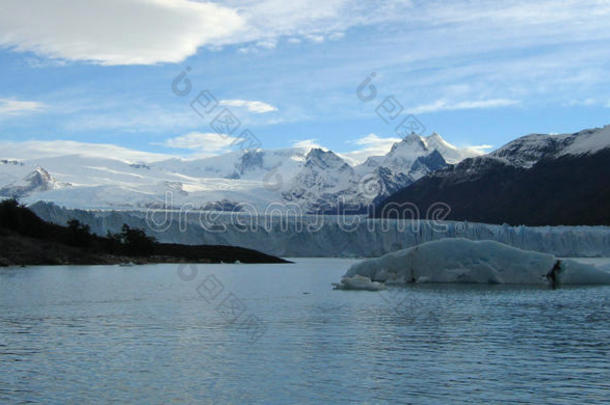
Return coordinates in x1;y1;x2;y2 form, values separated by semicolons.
0;199;288;266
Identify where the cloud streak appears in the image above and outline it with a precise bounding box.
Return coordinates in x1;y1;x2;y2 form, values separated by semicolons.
409;99;520;115
0;98;46;115
0;140;171;162
220;99;278;113
164;132;240;155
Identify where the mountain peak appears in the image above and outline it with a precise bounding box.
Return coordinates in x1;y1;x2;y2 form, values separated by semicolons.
424;132;482;164
0;167;59;199
25;167;54;184
390;133;427;154
403;132;424;144
305;148;349;171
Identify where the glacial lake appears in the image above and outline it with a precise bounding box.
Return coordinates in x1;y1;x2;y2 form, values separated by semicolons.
1;258;609;404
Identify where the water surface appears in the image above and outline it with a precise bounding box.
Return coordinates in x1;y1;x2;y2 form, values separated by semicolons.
1;259;609;404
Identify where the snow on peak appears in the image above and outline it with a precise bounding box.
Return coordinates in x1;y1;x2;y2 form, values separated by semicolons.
560;125;610;157
402;132;426;145
25;167;55;185
305;148;351;171
491;124;610;167
422;132;481;164
0;166;61;198
491;133;571;168
384;135;429;166
377;132;480;167
282;148;359;211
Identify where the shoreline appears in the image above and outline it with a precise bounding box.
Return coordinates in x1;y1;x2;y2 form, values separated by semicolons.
0;230;290;267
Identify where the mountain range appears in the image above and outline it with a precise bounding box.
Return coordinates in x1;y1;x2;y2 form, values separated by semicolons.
377;125;610;225
1;125;609;225
0;133;479;212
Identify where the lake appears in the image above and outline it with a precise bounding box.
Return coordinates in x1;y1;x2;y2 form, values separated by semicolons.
1;258;609;404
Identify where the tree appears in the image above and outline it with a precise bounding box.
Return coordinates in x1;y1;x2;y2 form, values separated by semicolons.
116;224;157;256
66;219;92;247
0;199;23;230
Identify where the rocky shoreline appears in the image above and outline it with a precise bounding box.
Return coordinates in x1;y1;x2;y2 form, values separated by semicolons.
0;229;289;267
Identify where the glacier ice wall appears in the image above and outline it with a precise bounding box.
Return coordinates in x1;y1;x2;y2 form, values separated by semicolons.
30;202;610;258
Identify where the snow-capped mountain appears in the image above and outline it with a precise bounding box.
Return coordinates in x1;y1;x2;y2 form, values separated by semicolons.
0;132;478;211
2;125;606;218
281;133;480;211
0;167;63;199
282;148;362;212
377;125;610;226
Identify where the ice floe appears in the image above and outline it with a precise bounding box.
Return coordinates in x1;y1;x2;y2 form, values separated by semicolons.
338;238;610;288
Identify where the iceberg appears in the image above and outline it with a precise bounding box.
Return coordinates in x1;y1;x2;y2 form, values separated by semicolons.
340;238;610;287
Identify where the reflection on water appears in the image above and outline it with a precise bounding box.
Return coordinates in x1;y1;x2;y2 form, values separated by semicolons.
1;259;609;404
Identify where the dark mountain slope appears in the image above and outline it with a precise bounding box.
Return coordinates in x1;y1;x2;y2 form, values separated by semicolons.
376;149;610;226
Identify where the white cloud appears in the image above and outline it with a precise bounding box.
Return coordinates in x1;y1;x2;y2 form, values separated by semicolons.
220;99;278;113
353;133;401;147
0;0;419;65
0;0;244;65
292;139;324;150
464;144;495;154
340;133;401;164
164;132;240;155
0;98;46;115
305;34;325;43
237;39;278;54
0;140;171;162
2;0;608;73
409;99;520;115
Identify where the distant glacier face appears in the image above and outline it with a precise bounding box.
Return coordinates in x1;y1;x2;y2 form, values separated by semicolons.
30;202;610;258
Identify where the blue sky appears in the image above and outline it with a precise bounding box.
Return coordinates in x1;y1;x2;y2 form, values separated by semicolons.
1;0;609;162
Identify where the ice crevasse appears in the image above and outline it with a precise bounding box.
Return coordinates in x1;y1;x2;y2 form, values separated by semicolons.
335;238;610;289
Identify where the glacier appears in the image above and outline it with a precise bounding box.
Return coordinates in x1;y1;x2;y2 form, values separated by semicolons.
30;202;610;258
337;239;610;288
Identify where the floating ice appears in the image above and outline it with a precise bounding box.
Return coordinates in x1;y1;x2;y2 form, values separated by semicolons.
341;238;610;287
332;275;387;291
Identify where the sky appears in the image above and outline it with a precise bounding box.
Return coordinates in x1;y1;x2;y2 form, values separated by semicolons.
0;0;609;163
